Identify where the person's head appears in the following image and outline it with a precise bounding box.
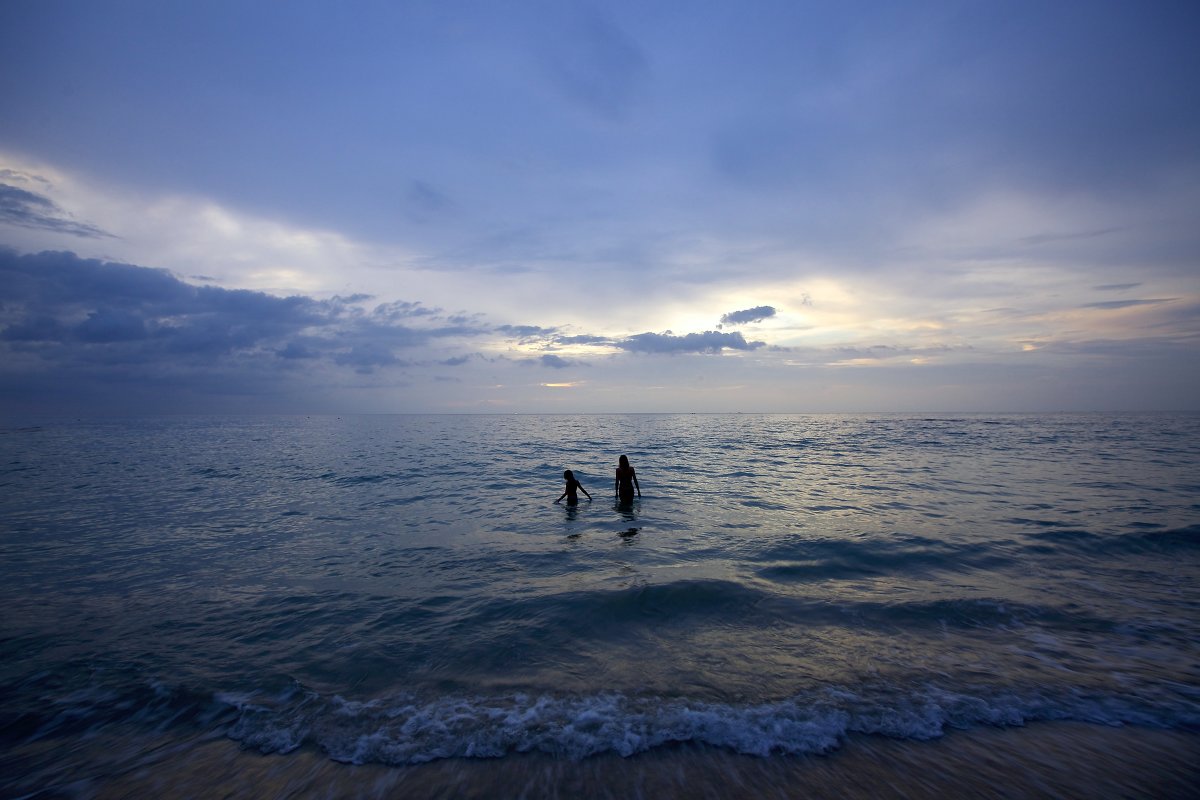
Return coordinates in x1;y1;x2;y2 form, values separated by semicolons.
563;470;574;481
619;455;630;468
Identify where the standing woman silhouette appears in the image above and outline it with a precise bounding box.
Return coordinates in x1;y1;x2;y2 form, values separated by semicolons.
615;455;641;505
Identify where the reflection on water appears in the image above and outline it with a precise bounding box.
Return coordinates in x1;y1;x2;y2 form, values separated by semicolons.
0;413;1197;786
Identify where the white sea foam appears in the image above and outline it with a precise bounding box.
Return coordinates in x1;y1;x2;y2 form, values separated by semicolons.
225;683;1199;765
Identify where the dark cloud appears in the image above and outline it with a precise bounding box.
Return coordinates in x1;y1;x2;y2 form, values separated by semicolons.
1;315;68;343
0;183;111;239
542;8;649;121
405;180;455;223
618;330;765;355
334;343;402;372
0;249;487;408
555;333;611;345
1017;228;1120;247
516;354;580;369
719;306;776;326
372;299;439;321
75;308;148;343
497;324;553;336
496;324;558;345
538;354;580;369
277;341;320;360
1081;299;1174;310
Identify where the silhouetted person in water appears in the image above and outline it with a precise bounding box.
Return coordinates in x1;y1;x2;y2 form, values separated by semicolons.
555;470;592;505
615;455;641;504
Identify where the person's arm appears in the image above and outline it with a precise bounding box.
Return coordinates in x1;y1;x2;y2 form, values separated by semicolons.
555;490;567;503
615;473;620;497
581;483;592;500
633;472;641;497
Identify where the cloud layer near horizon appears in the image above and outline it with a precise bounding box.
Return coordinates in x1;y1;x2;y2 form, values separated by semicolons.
3;247;1195;415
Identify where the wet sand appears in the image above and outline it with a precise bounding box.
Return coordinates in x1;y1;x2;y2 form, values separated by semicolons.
28;722;1191;799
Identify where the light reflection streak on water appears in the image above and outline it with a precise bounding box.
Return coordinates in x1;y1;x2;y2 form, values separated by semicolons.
0;413;1197;707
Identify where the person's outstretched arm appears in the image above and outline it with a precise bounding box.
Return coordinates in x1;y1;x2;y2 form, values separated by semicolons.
633;473;641;497
555;491;567;503
581;484;592;500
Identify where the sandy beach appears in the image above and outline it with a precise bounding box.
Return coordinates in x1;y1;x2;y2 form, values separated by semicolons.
35;722;1191;799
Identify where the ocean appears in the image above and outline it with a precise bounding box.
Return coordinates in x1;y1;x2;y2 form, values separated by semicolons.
2;413;1198;798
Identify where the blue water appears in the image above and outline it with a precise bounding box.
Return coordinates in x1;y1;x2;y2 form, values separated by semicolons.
1;414;1198;789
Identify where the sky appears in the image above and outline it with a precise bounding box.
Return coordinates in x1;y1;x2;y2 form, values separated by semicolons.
1;0;1198;415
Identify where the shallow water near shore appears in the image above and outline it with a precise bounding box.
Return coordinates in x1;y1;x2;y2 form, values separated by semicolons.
2;413;1198;796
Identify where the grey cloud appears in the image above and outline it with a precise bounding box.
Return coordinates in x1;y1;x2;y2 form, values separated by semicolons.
406;180;455;223
0;249;486;404
555;333;611;345
720;306;776;326
538;354;582;369
1093;283;1141;292
618;330;765;355
496;324;558;344
1018;228;1120;246
334;293;375;305
372;299;439;321
335;343;402;372
829;344;964;361
497;324;553;336
0;184;112;239
542;8;649;121
709;3;1200;228
1081;299;1174;310
75;309;148;343
277;341;320;360
1037;335;1198;360
2;315;69;342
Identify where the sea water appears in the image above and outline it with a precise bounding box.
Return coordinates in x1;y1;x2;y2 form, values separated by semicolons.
1;413;1198;793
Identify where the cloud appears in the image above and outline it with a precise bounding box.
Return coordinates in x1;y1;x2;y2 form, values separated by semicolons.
538;354;581;369
372;299;439;321
1080;299;1174;310
405;180;455;223
541;8;649;121
618;330;765;355
495;324;559;345
276;341;320;360
0;182;111;239
554;333;612;345
719;305;777;326
75;308;149;343
1017;228;1121;247
515;354;585;369
334;343;403;372
0;249;487;389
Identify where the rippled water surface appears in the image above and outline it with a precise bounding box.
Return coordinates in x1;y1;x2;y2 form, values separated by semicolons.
1;413;1198;789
